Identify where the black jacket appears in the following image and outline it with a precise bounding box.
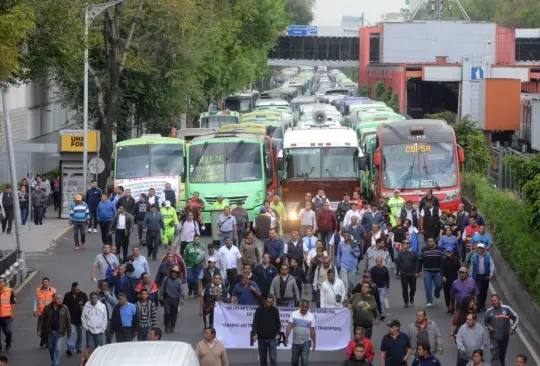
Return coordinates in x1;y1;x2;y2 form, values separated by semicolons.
396;251;419;275
162;190;176;209
111;303;140;334
369;266;390;289
252;305;281;339
62;291;89;325
440;255;460;283
108;275;137;303
254;215;271;240
117;196;136;215
343;359;373;366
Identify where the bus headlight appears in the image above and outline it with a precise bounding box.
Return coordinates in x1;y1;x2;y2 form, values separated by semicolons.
288;211;299;220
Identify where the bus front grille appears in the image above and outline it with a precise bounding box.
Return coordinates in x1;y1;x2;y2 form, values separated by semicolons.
204;195;249;205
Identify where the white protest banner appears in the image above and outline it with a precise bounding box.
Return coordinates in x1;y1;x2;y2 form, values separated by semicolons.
114;176;180;202
213;303;351;350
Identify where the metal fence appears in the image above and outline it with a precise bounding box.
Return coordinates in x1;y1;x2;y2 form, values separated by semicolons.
487;145;532;196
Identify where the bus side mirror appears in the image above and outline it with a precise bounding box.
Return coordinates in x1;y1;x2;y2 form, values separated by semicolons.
359;157;366;170
458;147;465;163
374;151;382;166
276;157;284;171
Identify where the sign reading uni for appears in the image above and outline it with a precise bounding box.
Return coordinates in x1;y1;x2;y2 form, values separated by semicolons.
287;25;318;37
60;130;100;153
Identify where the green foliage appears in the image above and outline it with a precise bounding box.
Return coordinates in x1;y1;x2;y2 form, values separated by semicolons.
285;0;316;24
0;1;35;80
357;85;370;97
462;172;540;304
426;114;491;175
374;82;400;112
504;153;540;230
462;0;539;27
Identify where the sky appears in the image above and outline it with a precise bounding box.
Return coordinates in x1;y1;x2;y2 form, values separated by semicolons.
313;0;407;26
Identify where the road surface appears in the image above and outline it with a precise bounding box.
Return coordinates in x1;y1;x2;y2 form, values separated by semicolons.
8;231;534;365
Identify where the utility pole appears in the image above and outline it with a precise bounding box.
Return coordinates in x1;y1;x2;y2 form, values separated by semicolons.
361;13;365;27
1;86;27;279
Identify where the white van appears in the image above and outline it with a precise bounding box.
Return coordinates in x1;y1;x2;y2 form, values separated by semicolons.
86;341;199;366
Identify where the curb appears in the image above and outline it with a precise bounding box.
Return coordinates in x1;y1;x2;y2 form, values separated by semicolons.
49;225;73;251
14;269;38;295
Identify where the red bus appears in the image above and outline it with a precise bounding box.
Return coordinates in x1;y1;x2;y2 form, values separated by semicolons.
372;119;465;212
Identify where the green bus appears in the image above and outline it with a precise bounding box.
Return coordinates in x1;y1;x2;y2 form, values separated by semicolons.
114;135;186;210
187;130;279;223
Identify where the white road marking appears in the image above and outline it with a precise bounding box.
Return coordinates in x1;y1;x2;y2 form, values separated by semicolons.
489;283;540;365
384;298;390;309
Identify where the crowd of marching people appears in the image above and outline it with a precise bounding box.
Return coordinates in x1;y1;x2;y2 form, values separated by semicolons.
6;183;527;366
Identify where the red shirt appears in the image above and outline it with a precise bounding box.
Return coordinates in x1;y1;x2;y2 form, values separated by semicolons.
464;224;479;242
316;209;338;232
345;338;375;361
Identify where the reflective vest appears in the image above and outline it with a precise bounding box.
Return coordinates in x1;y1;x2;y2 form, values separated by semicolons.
0;288;13;318
36;287;56;315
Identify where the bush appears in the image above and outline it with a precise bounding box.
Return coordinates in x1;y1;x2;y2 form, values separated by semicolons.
0;168;60;191
462;172;540;303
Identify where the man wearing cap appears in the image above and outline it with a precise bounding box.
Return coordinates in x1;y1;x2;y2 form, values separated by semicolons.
440;246;460;313
0;185;14;234
232;201;249;245
449;267;479;313
69;194;91;250
336;193;351;227
381;319;412;366
467;243;494;312
158;265;185;333
388;190;405;227
160;200;178;248
343;201;361;228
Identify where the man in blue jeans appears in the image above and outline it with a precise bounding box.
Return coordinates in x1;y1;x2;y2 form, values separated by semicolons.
217;206;237;248
40;293;72;366
286;299;316;366
252;295;281;366
62;282;88;356
418;237;444;308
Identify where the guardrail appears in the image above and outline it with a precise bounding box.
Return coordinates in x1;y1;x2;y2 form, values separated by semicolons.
0;250;25;287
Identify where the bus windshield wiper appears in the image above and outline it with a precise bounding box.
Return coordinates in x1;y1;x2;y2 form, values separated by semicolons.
225;140;244;161
401;155;416;191
325;168;346;187
423;156;440;190
193;141;209;170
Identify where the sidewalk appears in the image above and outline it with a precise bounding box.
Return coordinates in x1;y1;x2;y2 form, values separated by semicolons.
0;217;71;253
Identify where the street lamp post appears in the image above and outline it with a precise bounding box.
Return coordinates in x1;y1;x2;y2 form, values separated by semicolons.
83;0;125;192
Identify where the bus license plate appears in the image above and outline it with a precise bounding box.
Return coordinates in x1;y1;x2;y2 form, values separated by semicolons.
421;180;436;188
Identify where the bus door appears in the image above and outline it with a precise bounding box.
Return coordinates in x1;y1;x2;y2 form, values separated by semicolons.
263;136;277;199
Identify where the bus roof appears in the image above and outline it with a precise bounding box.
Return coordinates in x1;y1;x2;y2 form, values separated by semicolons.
218;123;266;134
379;119;455;144
200;110;239;117
283;126;359;149
86;341;196;366
255;99;289;107
190;131;265;144
115;136;184;147
175;128;216;141
240;111;283;121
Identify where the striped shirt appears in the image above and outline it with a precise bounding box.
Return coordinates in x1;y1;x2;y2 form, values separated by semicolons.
69;202;90;222
288;310;315;345
137;301;157;328
418;245;444;272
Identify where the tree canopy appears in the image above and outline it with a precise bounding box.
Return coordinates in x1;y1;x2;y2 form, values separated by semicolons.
285;0;316;24
462;0;540;27
1;0;289;186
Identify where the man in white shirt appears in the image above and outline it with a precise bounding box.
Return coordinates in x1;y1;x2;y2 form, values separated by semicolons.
319;268;346;308
343;201;362;228
217;237;242;295
285;300;316;362
298;202;317;237
328;229;345;262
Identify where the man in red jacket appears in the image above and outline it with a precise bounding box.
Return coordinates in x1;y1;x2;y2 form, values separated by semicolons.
345;326;375;361
317;202;338;251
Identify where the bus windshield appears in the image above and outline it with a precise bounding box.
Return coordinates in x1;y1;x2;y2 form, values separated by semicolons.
189;142;262;183
266;126;283;140
286;147;358;178
200;116;239;129
225;99;252;113
116;144;184;179
382;142;458;189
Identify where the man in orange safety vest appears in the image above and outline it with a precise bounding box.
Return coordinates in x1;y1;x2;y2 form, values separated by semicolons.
33;277;56;348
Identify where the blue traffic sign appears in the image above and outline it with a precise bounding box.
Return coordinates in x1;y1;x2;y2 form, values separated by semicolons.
287;25;318;37
471;67;484;81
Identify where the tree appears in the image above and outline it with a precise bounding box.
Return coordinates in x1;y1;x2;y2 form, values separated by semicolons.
285;0;316;24
462;0;539;27
504;154;540;230
461;0;500;22
0;1;35;81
